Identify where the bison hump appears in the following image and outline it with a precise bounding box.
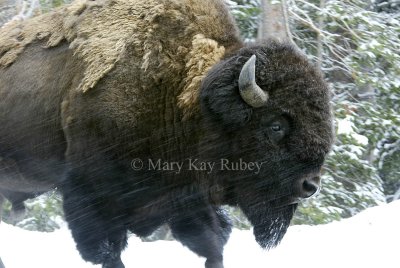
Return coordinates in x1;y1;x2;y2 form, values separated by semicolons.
0;0;240;95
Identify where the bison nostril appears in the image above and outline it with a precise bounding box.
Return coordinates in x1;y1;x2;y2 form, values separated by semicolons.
302;177;320;198
303;180;318;193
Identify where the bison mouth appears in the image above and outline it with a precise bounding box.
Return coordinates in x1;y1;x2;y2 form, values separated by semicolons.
242;202;298;249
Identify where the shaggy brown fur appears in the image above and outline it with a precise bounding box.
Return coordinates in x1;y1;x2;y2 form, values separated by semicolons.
0;0;241;116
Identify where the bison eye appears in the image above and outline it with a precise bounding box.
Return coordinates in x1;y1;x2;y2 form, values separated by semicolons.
271;124;281;132
266;118;289;143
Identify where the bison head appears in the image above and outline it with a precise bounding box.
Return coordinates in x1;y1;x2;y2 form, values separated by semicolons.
199;41;334;249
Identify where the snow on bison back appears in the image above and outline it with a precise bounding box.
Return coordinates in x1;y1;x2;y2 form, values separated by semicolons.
0;0;334;267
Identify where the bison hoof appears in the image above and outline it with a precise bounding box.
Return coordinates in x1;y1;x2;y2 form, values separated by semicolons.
102;258;125;268
205;260;224;268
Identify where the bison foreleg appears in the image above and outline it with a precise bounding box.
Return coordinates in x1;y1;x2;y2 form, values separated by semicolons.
9;200;26;223
169;205;232;268
62;169;127;268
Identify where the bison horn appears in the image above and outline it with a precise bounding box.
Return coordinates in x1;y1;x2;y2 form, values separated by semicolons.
238;55;269;108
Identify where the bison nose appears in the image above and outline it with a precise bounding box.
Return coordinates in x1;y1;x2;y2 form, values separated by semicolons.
295;176;321;199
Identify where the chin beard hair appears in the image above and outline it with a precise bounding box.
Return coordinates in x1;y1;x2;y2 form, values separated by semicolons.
245;203;298;250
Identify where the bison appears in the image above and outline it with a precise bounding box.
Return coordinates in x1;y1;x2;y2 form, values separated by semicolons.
0;0;334;267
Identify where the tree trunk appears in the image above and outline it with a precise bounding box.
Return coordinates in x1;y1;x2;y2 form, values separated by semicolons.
258;0;293;43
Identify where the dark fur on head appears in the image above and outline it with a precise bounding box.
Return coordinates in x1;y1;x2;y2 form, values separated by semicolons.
200;41;305;128
201;40;333;159
199;40;333;248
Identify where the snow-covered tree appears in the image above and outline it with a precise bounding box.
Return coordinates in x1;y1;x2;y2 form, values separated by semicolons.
227;0;261;39
1;191;63;231
0;0;71;27
288;0;398;223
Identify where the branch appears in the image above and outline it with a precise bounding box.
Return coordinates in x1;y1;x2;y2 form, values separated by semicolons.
289;7;323;36
282;0;295;44
316;0;325;69
10;0;39;21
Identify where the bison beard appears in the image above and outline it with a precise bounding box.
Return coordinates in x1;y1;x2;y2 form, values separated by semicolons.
243;203;297;249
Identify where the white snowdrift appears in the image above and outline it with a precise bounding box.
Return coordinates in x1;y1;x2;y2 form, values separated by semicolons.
1;200;399;268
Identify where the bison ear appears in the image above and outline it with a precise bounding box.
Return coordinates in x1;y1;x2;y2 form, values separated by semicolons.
200;56;253;131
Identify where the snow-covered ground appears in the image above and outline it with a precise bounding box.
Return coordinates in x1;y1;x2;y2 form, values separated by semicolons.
1;201;399;268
